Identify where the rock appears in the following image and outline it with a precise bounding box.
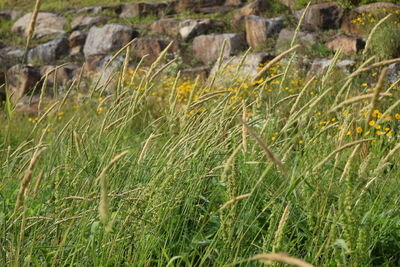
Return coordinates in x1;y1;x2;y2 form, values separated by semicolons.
131;37;180;64
342;3;400;37
0;47;24;70
387;62;400;83
179;19;225;41
6;64;42;101
83;24;139;58
355;2;400;14
0;41;4;49
71;16;109;31
76;5;122;15
276;29;318;51
69;31;87;56
233;0;268;26
209;52;274;86
193;6;236;14
307;58;354;78
302;2;344;30
225;0;247;7
325;34;365;56
192;33;246;64
120;2;174;18
12;12;67;39
174;0;225;12
0;10;22;21
149;18;181;36
181;66;210;79
40;64;79;88
245;15;283;48
28;36;69;64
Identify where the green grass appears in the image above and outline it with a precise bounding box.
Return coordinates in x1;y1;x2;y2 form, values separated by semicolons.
1;41;400;266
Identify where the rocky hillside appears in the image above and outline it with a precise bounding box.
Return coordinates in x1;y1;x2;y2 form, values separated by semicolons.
1;0;400;107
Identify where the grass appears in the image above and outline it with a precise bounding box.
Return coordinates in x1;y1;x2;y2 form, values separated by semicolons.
1;35;400;266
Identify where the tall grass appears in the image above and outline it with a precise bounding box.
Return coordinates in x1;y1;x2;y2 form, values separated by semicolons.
1;17;400;267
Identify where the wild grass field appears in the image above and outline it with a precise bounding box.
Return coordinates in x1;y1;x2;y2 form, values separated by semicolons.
1;1;400;266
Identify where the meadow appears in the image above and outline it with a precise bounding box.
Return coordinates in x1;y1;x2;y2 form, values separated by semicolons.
1;1;400;266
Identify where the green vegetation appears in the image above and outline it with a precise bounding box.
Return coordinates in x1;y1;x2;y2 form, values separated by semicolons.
1;41;400;265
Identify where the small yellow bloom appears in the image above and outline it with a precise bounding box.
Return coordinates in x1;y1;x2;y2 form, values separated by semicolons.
346;131;352;136
271;136;276;141
376;130;383;135
356;127;363;133
375;125;381;130
386;131;393;137
364;131;370;136
362;83;368;87
395;113;400;120
369;120;375;126
299;140;304;144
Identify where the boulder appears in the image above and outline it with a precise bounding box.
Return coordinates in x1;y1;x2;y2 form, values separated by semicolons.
307;58;354;78
149;18;181;36
69;31;87;56
179;19;225;41
12;12;67;39
209;52;274;86
120;2;173;18
71;16;109;31
83;24;139;58
245;15;283;48
6;64;42;101
387;62;400;83
192;33;246;64
225;0;247;7
174;0;225;12
276;29;318;51
0;10;22;21
0;47;24;69
131;37;180;64
301;2;344;30
40;64;79;88
28;36;69;64
76;5;122;15
325;34;365;56
233;0;268;26
181;66;210;79
355;2;400;13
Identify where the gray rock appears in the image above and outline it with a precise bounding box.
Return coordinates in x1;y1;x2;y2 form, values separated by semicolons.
76;5;122;15
233;0;268;26
302;2;344;30
120;2;172;18
307;58;355;78
209;52;273;86
174;0;225;12
325;34;365;56
83;24;138;58
192;33;246;64
245;15;283;48
387;63;400;83
276;29;318;51
71;16;109;31
69;31;87;56
40;64;79;88
131;37;180;64
181;66;210;80
149;18;181;36
12;12;67;39
6;64;42;101
179;19;225;41
28;36;69;64
0;10;22;21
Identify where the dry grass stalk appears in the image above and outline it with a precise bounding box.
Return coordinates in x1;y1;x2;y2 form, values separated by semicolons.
330;92;391;113
339;145;360;183
33;170;44;195
366;67;387;123
220;193;251;211
290;76;314;115
137;133;160;163
251;253;314;267
253;44;300;82
98;151;129;225
273;204;290;252
15;148;46;211
313;139;374;171
238;117;286;174
242;102;247;153
24;0;41;63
